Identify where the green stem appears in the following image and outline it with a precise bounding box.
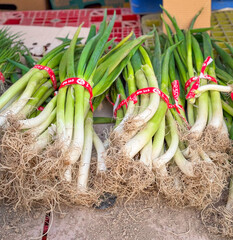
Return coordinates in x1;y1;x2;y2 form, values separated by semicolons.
0;68;38;110
222;100;233;117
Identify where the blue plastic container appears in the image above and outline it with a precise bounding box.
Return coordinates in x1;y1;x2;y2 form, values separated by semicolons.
130;0;233;14
212;0;233;10
130;0;163;14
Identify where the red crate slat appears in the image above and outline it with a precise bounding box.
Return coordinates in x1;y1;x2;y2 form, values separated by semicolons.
0;8;141;40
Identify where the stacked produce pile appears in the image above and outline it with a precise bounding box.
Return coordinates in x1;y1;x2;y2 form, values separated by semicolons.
0;28;28;93
0;8;232;238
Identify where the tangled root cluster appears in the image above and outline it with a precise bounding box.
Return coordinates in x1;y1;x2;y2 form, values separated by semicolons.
123;117;145;134
167;125;232;209
0;123;103;211
156;160;228;209
201;127;231;153
202;204;233;238
101;131;155;200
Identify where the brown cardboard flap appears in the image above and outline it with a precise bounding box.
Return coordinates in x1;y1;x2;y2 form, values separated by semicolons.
0;0;49;11
162;0;211;33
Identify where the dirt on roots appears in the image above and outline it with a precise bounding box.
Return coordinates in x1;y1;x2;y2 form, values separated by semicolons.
0;123;105;211
155;159;230;209
202;204;233;238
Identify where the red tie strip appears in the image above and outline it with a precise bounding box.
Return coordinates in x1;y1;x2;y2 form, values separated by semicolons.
0;72;5;83
106;95;115;106
37;106;44;111
114;87;174;117
59;77;94;111
185;56;217;99
106;94;121;118
33;65;57;90
171;80;190;127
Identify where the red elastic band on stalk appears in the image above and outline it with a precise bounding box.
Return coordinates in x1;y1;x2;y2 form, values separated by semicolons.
114;87;174;117
37;106;44;111
0;72;5;83
170;80;190;127
33;65;57;90
171;80;184;115
106;95;115;106
59;78;94;111
114;85;190;127
185;56;218;99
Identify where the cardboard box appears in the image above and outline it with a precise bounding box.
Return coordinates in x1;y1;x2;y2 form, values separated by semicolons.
162;0;211;32
0;0;49;11
49;0;129;9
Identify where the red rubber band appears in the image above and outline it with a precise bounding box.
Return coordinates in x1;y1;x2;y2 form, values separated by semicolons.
59;77;93;111
37;106;44;111
185;57;217;99
0;72;5;83
34;65;57;90
114;87;172;117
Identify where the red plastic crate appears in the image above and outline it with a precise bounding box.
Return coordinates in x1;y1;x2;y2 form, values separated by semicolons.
0;8;141;42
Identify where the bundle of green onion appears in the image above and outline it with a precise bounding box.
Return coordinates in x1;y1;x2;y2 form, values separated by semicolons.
0;12;152;209
99;7;232;215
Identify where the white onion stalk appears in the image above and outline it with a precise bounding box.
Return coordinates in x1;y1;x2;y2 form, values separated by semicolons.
152;116;165;160
93;130;106;174
199;149;212;163
27;108;56;138
68;87;84;165
207;94;213;124
19;95;57;129
56;86;67;145
189;79;209;139
62;85;79;181
0;89;24;114
64;87;74;149
174;148;195;177
156;145;168;177
139;139;152;170
195;84;233;96
207;68;224;129
77;112;93;192
165;132;195;177
222;120;229;135
29;129;52;153
136;69;153;170
162;102;196;176
182;147;191;158
153;110;179;169
123;102;165;159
